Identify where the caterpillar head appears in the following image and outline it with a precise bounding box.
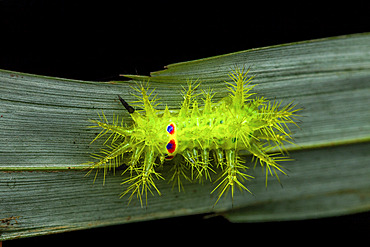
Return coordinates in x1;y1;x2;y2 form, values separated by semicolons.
119;95;178;161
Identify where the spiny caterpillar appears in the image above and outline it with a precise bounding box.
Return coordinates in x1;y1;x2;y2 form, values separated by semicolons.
87;68;300;206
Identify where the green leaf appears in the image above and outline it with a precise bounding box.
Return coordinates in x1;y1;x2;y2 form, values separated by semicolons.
1;33;369;239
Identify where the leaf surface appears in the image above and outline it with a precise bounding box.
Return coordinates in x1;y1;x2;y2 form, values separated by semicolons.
1;33;369;239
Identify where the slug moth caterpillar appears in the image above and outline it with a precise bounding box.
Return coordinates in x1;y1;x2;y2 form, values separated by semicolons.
87;67;300;206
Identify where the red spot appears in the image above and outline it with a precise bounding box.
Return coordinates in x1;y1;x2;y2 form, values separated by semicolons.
166;139;176;153
167;123;175;135
165;155;174;160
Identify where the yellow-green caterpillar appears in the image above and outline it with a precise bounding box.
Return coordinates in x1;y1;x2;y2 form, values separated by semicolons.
87;68;300;206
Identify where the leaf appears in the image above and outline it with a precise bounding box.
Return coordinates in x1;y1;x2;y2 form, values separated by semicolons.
1;33;370;239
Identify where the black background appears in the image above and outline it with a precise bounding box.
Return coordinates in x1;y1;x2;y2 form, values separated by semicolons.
1;1;368;80
1;0;369;244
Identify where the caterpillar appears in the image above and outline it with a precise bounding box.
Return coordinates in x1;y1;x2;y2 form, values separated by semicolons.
87;67;300;207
